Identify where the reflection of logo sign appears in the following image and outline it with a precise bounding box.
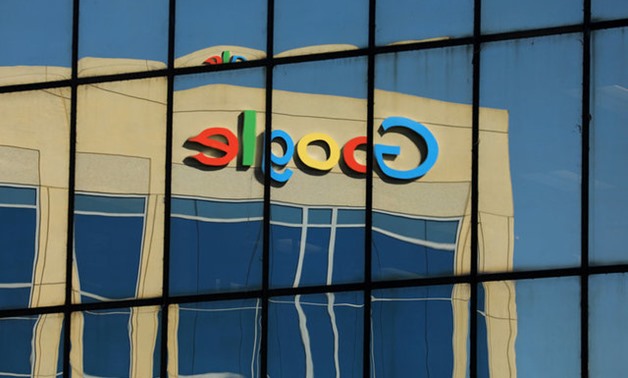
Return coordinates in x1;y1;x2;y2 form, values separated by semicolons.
203;50;247;65
187;111;439;183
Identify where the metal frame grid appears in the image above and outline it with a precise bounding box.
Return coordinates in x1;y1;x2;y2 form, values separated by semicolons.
0;0;627;377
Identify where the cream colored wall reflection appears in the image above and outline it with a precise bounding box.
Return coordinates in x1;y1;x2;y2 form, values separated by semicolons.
0;88;69;377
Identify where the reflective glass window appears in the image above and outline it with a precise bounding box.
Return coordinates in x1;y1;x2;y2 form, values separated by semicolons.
480;35;582;272
590;28;628;265
376;0;473;45
0;314;64;377
75;78;166;302
274;0;368;57
268;292;363;377
171;69;265;295
75;306;161;378
175;0;267;67
0;0;72;86
372;285;468;376
482;277;580;376
0;186;37;308
78;0;169;76
590;273;628;376
374;47;472;280
270;58;367;289
173;299;260;377
592;0;628;21
74;194;146;302
0;89;70;309
482;0;582;34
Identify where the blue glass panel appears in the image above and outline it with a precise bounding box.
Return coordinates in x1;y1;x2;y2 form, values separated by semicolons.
75;194;144;214
0;288;31;309
176;0;266;63
270;224;302;288
375;46;473;105
372;286;455;377
0;0;72;68
376;0;473;45
373;212;426;240
480;35;582;271
82;310;131;377
590;28;628;265
268;292;363;377
308;209;332;224
373;232;454;280
74;213;144;301
426;220;459;244
483;0;581;34
0;186;36;206
171;197;263;219
274;58;368;99
514;277;580;376
271;221;364;288
271;204;302;224
298;228;331;286
0;198;36;308
170;218;262;295
79;0;168;63
332;227;364;283
274;0;368;56
593;0;628;20
176;300;260;377
336;209;365;225
0;207;36;283
0;316;36;376
590;274;628;377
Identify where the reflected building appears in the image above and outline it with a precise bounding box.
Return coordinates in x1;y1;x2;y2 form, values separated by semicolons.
0;50;515;377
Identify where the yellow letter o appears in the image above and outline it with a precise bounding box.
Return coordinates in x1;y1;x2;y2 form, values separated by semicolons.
296;133;340;171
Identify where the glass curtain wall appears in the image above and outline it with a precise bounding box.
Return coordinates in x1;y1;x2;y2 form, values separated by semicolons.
0;0;626;377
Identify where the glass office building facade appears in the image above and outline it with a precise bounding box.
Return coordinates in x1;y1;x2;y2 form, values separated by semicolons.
0;0;627;377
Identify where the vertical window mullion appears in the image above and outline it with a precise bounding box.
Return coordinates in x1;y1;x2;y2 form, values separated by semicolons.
63;0;81;376
471;0;482;376
261;0;275;377
364;0;376;377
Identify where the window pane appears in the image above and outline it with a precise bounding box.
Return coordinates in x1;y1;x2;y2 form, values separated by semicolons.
274;0;368;57
590;273;628;376
373;47;473;280
476;281;517;377
0;89;70;309
481;277;580;377
590;28;628;265
75;78;166;302
270;58;367;289
268;292;363;377
78;0;169;76
172;299;260;377
74;306;160;378
480;35;582;272
175;0;267;68
376;0;473;45
482;0;582;34
372;285;468;376
0;0;72;86
592;0;628;21
0;313;64;377
171;69;265;295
